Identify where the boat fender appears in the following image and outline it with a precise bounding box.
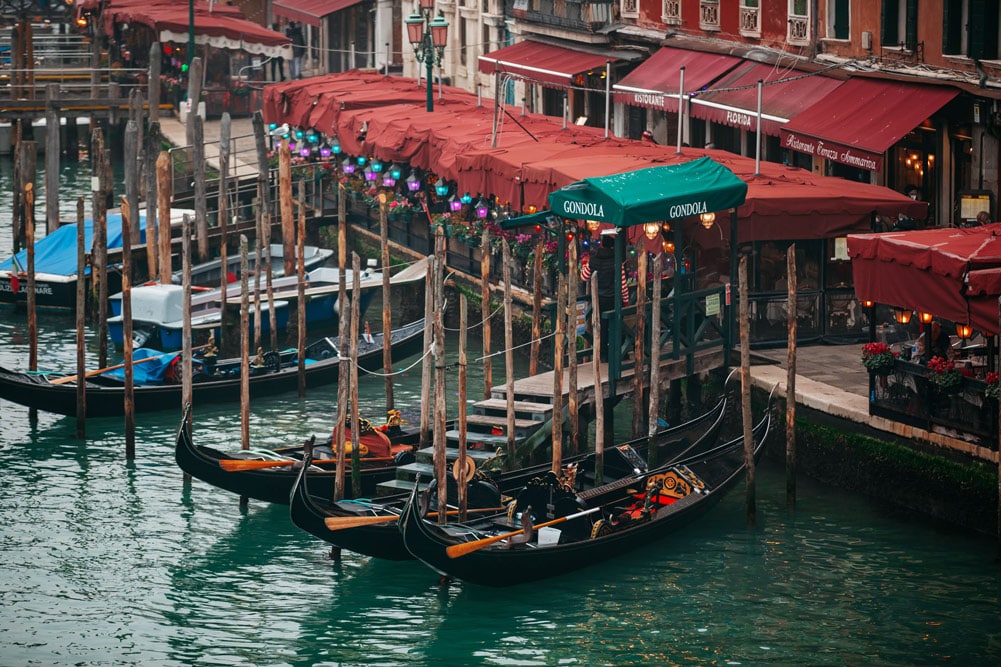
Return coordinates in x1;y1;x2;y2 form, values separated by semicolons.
393;449;416;466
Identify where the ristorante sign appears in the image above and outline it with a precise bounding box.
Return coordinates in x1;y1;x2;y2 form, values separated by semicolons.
778;130;882;171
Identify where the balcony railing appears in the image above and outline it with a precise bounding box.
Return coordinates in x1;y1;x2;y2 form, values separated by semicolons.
508;0;613;33
662;0;681;25
739;6;761;38
700;0;720;31
788;15;810;44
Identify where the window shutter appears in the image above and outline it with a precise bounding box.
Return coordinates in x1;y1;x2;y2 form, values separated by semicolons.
969;0;999;59
942;0;962;55
834;0;850;40
881;0;898;46
905;0;918;50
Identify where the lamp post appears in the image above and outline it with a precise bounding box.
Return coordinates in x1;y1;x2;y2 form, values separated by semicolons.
405;1;449;113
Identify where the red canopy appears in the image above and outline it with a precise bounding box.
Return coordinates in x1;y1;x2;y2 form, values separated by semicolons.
477;41;620;88
612;47;742;110
848;224;1001;334
263;71;929;242
97;0;290;59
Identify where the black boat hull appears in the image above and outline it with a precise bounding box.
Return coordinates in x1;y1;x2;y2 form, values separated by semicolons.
0;318;424;418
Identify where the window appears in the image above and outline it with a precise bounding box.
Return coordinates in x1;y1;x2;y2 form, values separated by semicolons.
881;0;917;50
663;0;681;25
942;0;998;59
788;0;810;44
621;0;639;20
828;0;850;40
740;0;761;38
700;0;720;31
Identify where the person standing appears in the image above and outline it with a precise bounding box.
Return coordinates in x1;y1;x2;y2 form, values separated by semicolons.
270;23;286;81
580;228;630;360
286;21;306;79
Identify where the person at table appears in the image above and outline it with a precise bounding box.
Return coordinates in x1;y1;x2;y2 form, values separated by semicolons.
580;228;630;360
916;320;954;362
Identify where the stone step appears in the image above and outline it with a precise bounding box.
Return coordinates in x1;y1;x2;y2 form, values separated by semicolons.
374;478;429;497
473;398;554;420
413;445;508;466
463;413;542;431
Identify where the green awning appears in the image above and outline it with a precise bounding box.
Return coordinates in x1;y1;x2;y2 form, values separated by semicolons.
498;210;560;231
547;156;747;228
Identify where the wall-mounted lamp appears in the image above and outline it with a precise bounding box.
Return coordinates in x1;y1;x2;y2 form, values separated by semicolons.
643;221;661;240
700;211;716;229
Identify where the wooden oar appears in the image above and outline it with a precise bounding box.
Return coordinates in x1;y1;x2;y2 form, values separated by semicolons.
218;455;395;472
324;506;507;531
49;344;209;385
446;506;601;559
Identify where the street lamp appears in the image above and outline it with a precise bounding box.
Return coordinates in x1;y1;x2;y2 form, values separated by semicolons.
405;1;449;112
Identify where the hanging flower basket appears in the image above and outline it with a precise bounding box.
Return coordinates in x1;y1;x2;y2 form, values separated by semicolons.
985;372;999;400
861;342;896;376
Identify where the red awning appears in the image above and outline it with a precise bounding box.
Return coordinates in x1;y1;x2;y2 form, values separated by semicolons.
612;47;742;111
478;41;618;87
688;62;845;137
848;224;1001;334
273;0;362;28
779;78;958;171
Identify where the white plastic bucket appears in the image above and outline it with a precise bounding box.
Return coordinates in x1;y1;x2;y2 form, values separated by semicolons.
537;527;561;545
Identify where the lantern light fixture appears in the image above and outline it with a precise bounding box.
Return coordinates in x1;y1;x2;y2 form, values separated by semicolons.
300;146;311;158
700;211;716;229
407;171;422;192
585;219;601;233
319;144;332;158
382;174;397;188
893;308;913;325
371;160;383;173
341;157;356;174
862;299;874;308
364;165;377;182
475;197;490;219
294;128;304;140
449;194;462;212
643;221;661;240
434;180;449;197
461;192;473;205
918;311;934;324
956;323;974;339
331;137;342;154
389;163;403;180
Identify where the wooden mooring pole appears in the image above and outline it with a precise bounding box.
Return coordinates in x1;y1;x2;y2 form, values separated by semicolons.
739;255;756;526
120;195;135;459
350;253;363;499
419;257;434;450
567;239;579;457
239;235;251;452
481;227;492;399
296;181;307;398
218;114;231;346
25;183;37;425
648;253;663;465
503;241;516;468
551;270;566;476
44;85;60;234
145;123;160;281
75;197;87;438
433;229;448;523
91;130;110;369
457;294;469;522
156;150;171;284
192;115;209;263
633;249;648;437
590;273;604;485
380;199;394;411
181;214;194;428
786;245;798;508
529;237;543;376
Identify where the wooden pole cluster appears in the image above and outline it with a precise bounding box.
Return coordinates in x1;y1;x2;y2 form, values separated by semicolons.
502;241;516;468
739;255;756;526
120;195;136;457
481;227;493;399
75;197;87;438
128;89;144;237
25;182;37;425
433;228;448;524
253;182;264;350
786;245;798;508
181;214;194;418
334;201;351;502
148;43;161;124
380;200;394;411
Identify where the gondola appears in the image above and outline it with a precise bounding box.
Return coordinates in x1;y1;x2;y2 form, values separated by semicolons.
174;404;420;504
397;394;774;587
290;388;732;561
0;318;424;417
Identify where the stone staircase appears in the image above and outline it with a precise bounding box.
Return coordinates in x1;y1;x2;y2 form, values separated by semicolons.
374;390;557;497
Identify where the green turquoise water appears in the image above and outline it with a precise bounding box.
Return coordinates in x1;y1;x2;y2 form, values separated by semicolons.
2;162;1001;666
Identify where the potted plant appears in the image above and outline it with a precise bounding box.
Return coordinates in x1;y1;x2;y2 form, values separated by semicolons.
861;342;896;376
985;372;999;400
927;356;963;393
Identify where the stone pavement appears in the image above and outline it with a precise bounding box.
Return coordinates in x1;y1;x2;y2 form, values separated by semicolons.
158;114;260;180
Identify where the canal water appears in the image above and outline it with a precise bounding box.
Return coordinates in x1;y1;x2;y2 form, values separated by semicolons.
2;161;1001;665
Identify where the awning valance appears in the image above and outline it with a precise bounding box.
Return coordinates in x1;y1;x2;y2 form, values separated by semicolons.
548;157;748;228
779;78;958;171
612;47;742;111
478;40;620;88
688;62;845;137
848;224;1001;334
273;0;363;28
